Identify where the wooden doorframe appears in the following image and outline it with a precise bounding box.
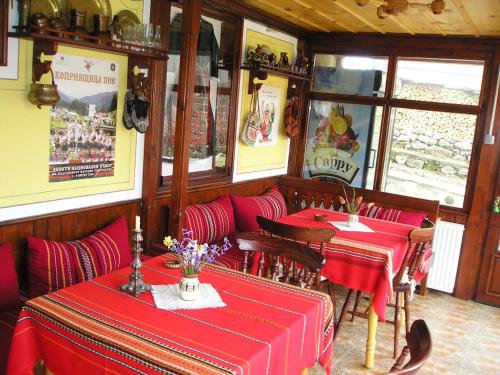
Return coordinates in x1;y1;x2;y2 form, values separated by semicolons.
475;169;500;306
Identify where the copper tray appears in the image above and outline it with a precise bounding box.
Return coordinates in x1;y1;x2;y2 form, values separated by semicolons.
31;0;64;19
65;0;112;32
117;9;141;30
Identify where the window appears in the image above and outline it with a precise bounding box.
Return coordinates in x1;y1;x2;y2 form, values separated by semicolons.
383;59;484;208
313;54;388;97
304;54;485;209
161;7;236;180
304;55;387;188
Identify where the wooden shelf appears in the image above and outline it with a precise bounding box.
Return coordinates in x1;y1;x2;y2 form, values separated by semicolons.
240;63;311;82
9;27;168;60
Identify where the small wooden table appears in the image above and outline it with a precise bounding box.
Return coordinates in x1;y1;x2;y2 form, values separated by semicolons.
279;208;415;369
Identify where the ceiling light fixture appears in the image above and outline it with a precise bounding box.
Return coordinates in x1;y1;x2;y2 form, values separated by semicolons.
355;0;446;19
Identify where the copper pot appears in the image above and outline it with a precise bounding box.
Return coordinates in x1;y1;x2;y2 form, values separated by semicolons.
28;68;60;109
30;13;50;35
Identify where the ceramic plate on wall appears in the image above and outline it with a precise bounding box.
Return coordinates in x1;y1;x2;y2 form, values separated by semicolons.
117;10;141;30
31;0;64;19
65;0;112;32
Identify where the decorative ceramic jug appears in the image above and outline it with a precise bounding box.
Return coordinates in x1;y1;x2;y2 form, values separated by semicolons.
347;213;359;227
179;273;200;301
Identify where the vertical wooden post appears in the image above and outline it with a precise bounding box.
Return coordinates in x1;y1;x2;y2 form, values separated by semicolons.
141;0;170;250
168;0;202;238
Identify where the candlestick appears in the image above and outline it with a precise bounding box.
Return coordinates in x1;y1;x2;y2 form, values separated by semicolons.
135;215;141;230
121;228;151;297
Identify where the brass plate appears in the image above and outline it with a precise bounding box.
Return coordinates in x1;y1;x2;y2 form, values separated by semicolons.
31;0;64;19
117;10;141;30
65;0;112;32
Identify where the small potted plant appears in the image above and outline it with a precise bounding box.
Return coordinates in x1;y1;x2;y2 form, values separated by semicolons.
163;229;231;301
338;184;371;227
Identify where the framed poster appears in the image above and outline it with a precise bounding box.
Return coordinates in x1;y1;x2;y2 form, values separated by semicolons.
0;0;8;66
49;54;119;182
303;101;377;187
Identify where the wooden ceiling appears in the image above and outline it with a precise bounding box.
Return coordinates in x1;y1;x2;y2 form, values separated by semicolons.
241;0;500;36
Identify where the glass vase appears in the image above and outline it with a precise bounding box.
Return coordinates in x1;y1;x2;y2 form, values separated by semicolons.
179;273;200;301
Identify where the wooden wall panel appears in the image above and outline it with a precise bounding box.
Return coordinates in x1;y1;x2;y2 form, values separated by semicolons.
0;200;141;289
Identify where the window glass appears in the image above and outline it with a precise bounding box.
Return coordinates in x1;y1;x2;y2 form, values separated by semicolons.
303;100;382;188
162;8;234;177
312;54;388;97
382;108;477;207
393;59;484;106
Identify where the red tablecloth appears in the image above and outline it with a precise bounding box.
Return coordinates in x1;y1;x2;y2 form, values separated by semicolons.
279;208;415;321
7;254;334;375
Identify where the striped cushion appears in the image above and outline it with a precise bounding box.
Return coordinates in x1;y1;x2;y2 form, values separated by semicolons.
27;216;131;298
358;204;427;227
185;196;236;244
230;186;288;231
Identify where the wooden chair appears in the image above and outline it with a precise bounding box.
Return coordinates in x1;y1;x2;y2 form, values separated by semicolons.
236;232;326;288
238;217;352;340
349;222;435;357
384;319;432;374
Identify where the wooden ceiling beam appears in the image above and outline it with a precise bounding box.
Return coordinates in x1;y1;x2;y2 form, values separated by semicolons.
256;0;332;32
291;0;357;33
450;0;480;37
204;0;309;37
331;0;387;34
420;8;447;36
387;14;416;35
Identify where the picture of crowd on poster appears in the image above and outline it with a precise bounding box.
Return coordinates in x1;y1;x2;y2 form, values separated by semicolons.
49;104;116;164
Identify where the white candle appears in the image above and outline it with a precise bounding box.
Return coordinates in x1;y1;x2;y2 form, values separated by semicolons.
135;215;141;230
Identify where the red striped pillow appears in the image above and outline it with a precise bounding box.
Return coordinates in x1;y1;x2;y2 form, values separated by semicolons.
184;196;236;244
230;186;288;232
358;204;426;226
27;216;131;297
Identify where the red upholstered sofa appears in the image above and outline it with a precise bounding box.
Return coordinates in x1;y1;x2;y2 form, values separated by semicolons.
152;186;289;272
0;217;134;373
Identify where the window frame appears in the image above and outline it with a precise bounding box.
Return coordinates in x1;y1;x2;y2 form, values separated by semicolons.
305;49;491;213
159;5;241;188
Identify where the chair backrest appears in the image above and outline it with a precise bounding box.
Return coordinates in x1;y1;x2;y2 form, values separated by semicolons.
386;319;432;374
236;232;326;288
394;223;435;286
256;216;335;248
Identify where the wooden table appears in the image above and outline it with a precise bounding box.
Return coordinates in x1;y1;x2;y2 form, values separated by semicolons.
279;208;415;369
7;254;334;375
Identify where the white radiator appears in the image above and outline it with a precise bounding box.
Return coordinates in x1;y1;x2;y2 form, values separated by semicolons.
426;221;465;293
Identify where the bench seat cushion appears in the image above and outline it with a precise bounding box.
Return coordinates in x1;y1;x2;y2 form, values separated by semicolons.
0;299;25;374
230;186;288;232
27;216;132;298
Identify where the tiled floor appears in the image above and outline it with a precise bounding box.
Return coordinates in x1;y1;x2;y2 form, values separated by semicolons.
331;289;500;374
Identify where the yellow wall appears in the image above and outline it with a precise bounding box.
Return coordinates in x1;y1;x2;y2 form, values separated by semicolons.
237;29;294;174
0;1;143;209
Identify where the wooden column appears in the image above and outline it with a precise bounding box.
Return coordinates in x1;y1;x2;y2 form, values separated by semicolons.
168;0;201;238
141;0;170;250
455;52;500;299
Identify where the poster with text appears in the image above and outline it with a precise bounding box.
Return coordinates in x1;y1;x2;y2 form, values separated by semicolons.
49;54;119;182
255;85;280;147
304;101;376;187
